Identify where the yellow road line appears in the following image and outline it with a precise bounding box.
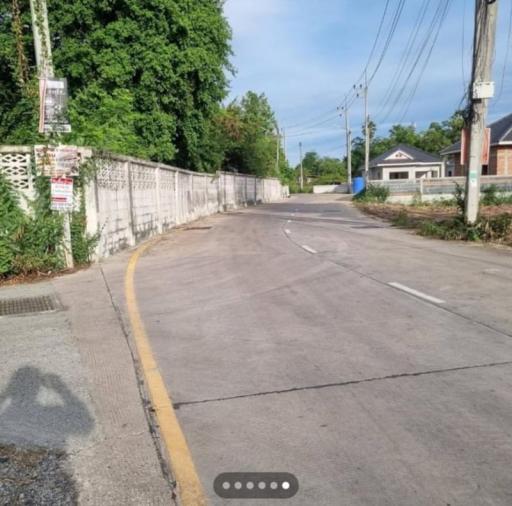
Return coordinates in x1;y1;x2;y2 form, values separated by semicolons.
125;239;207;506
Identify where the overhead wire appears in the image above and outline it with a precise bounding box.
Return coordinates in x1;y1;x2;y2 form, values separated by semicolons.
398;0;453;122
377;0;450;124
374;0;430;119
494;0;512;104
283;0;395;132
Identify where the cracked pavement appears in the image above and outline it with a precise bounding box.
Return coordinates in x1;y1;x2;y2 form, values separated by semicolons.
127;194;512;505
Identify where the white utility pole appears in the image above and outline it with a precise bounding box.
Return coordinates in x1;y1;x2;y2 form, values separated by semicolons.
363;71;370;185
275;127;280;174
282;128;287;163
29;0;74;269
299;142;304;191
465;0;498;224
29;0;54;77
356;71;370;184
343;99;353;193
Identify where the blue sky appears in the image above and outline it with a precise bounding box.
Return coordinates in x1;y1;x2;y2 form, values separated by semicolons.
223;0;512;165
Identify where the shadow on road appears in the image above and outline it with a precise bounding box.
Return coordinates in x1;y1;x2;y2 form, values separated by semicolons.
0;366;95;505
0;366;94;447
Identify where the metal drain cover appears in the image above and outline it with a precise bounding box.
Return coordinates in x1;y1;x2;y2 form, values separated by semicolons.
0;295;58;317
184;226;212;231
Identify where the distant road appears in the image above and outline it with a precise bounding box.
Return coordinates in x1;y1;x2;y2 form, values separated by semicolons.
134;194;512;505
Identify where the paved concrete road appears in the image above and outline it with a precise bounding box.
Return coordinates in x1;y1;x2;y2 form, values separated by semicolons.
133;194;512;505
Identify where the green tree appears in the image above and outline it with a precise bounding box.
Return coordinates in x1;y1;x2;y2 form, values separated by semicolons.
0;0;232;170
295;151;347;183
215;91;285;178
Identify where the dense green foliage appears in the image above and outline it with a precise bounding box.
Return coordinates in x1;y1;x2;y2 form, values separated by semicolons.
415;214;512;244
209;91;287;177
0;171;64;277
481;185;512;206
0;164;98;278
298;151;347;184
0;0;233;170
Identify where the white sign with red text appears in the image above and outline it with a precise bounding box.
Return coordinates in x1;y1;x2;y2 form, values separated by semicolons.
51;177;74;212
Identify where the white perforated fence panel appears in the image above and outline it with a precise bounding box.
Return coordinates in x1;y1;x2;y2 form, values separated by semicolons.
0;148;34;208
95;159;133;256
159;168;178;229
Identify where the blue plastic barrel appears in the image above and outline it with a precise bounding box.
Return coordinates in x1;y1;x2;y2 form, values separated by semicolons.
352;177;366;195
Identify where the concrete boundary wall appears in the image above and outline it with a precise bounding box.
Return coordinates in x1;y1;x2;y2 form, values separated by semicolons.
86;153;288;258
372;176;512;196
313;184;350;194
0;146;289;259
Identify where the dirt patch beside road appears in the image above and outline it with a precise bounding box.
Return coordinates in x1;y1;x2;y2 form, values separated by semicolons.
358;203;512;222
0;444;77;505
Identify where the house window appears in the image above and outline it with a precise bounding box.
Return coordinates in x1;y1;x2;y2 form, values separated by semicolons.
389;171;409;180
482;165;489;175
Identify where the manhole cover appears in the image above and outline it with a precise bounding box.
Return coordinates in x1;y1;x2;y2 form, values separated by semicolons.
0;295;58;317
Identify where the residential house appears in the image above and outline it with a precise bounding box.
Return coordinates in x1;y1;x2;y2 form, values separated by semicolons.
440;112;512;177
367;144;444;181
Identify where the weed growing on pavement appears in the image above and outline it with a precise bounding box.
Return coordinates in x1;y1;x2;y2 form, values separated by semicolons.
353;184;390;203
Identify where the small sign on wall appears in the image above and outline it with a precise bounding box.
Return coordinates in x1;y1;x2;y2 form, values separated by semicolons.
50;177;74;212
35;145;80;177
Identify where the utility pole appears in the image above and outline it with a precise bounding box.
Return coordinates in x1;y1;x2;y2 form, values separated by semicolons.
275;127;280;174
282;128;287;163
363;71;370;185
342;99;352;193
299;142;304;191
465;0;498;224
29;0;74;269
29;0;53;77
356;71;370;185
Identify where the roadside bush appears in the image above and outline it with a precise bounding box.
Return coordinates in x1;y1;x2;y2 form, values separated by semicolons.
434;197;457;207
0;173;25;275
0;159;99;279
453;183;465;214
10;175;64;276
69;158;100;264
353;184;389;203
417;213;512;244
481;184;499;206
392;209;413;227
481;185;512;206
479;213;512;242
288;180;313;194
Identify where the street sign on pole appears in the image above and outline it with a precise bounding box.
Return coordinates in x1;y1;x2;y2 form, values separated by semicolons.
50;177;74;212
460;128;491;167
39;77;71;133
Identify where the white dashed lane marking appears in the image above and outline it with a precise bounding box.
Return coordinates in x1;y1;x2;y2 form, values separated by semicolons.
301;245;317;254
388;282;445;305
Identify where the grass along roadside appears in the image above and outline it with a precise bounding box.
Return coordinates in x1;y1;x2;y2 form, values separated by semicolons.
356;201;512;247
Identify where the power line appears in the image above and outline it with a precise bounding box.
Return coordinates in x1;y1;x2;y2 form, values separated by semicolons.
284;114;342;138
461;0;468;93
495;0;512;104
374;0;430;119
398;0;453;122
282;0;397;132
367;0;408;84
377;0;450;124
